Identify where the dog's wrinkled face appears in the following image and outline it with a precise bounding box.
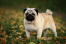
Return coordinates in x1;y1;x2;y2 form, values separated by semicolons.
24;8;38;21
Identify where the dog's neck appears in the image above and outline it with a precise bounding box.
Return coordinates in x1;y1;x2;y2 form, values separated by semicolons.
35;13;44;27
25;19;35;25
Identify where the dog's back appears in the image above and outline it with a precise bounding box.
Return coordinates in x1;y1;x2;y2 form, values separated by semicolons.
38;9;55;29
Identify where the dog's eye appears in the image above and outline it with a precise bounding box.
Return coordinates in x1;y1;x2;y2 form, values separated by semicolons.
26;13;29;16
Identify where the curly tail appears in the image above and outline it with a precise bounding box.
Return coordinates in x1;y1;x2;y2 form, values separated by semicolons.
46;9;53;15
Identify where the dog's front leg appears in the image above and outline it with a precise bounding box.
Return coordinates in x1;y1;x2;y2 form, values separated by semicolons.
37;29;43;39
25;30;30;39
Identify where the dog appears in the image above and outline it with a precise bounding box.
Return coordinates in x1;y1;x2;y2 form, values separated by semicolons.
23;8;57;39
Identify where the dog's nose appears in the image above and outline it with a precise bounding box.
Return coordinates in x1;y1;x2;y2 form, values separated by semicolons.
29;14;31;15
26;13;31;16
26;14;35;21
29;13;35;16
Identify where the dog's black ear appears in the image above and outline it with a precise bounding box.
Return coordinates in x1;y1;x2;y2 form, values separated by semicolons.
34;8;38;14
23;8;27;13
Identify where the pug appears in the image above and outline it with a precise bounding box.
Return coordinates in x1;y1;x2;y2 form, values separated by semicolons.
23;8;57;39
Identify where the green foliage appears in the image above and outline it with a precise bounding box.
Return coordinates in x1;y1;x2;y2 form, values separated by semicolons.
29;42;36;44
0;0;66;13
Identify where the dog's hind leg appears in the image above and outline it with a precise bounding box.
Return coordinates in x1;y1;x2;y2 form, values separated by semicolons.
51;28;57;37
50;24;57;37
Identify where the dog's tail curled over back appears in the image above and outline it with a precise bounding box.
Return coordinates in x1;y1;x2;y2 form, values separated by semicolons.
46;9;53;15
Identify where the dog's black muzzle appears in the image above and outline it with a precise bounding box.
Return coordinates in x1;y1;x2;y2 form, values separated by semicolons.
26;14;35;21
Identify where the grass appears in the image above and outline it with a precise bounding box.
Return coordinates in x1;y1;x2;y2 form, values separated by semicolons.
0;8;66;44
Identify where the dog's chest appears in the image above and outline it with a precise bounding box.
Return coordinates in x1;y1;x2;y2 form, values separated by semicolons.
25;23;38;31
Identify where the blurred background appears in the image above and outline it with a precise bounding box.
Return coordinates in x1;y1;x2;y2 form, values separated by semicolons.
0;0;66;44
